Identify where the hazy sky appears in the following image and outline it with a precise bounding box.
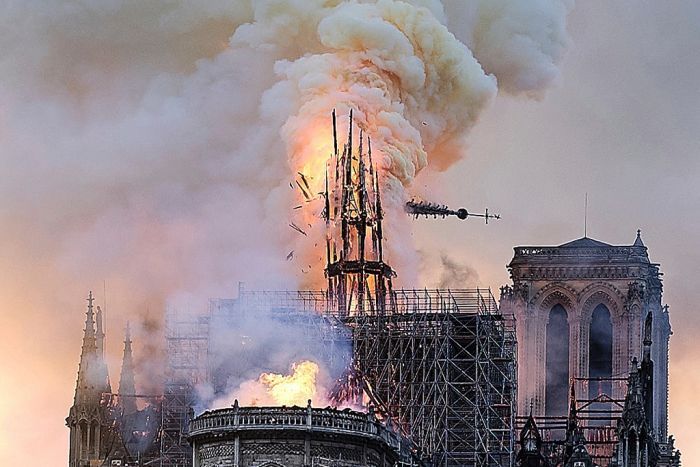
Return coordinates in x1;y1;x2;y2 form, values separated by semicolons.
417;0;700;460
1;1;698;465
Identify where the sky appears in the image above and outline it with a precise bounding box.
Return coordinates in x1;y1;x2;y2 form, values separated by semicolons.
1;0;699;465
416;0;700;461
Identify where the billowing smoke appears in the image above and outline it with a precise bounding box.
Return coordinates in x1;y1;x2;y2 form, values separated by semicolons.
0;1;572;463
443;0;573;96
195;303;351;411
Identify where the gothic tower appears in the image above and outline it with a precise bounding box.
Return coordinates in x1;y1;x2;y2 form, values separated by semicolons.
66;292;113;467
500;232;672;440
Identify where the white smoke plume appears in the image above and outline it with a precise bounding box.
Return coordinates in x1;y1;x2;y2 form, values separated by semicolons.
443;0;573;96
195;304;351;412
0;1;573;463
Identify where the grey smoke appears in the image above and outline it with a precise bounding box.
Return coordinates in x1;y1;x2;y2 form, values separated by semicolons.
437;253;479;289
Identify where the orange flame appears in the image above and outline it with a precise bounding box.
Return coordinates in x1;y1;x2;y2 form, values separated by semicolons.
258;360;320;406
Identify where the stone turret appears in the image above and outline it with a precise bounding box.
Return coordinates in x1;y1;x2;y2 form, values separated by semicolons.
517;407;549;467
66;292;112;467
118;322;137;417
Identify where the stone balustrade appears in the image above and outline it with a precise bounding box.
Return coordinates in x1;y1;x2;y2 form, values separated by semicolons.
189;402;400;450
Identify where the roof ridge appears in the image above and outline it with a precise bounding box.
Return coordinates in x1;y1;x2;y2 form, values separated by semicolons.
558;237;612;248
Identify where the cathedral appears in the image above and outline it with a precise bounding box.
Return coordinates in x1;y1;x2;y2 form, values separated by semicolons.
66;232;682;466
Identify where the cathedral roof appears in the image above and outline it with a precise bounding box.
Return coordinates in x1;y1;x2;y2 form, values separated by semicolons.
558;236;612;248
508;231;657;277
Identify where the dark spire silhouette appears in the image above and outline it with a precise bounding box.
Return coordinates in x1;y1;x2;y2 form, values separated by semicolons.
74;291;111;406
118;322;137;416
67;292;112;467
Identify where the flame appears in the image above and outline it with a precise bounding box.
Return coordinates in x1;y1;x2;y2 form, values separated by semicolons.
286;116;351;288
290;118;337;198
258;360;320;406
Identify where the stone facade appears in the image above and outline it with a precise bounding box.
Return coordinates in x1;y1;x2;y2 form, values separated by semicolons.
500;233;672;440
188;402;403;467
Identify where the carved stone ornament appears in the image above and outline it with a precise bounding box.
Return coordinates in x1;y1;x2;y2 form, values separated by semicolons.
627;281;646;302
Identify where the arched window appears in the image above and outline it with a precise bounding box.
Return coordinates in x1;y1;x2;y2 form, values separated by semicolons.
585;304;614;427
628;430;638;466
589;304;613;397
546;304;569;417
79;420;89;459
90;420;99;457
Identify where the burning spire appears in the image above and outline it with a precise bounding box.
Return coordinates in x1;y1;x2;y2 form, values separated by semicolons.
324;110;396;316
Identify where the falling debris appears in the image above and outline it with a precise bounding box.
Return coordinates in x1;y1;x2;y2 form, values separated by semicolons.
288;222;307;236
295;180;312;201
286;251;294;261
297;172;311;191
293;205;303;210
405;199;501;224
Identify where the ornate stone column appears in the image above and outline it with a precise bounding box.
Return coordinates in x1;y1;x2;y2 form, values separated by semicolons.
655;305;672;439
535;315;548;416
576;311;591;399
612;312;626;400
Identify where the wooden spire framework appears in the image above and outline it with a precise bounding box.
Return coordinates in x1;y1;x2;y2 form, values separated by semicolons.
324;110;396;316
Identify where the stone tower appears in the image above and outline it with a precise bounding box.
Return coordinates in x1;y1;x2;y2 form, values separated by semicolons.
66;292;113;467
500;232;672;440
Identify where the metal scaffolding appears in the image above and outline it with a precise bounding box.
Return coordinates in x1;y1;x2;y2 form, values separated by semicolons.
224;288;517;467
352;289;516;466
515;375;627;466
160;311;209;467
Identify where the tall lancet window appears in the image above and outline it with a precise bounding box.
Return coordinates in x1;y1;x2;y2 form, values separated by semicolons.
589;304;613;386
79;420;89;459
546;304;570;417
589;304;613;423
90;420;99;457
